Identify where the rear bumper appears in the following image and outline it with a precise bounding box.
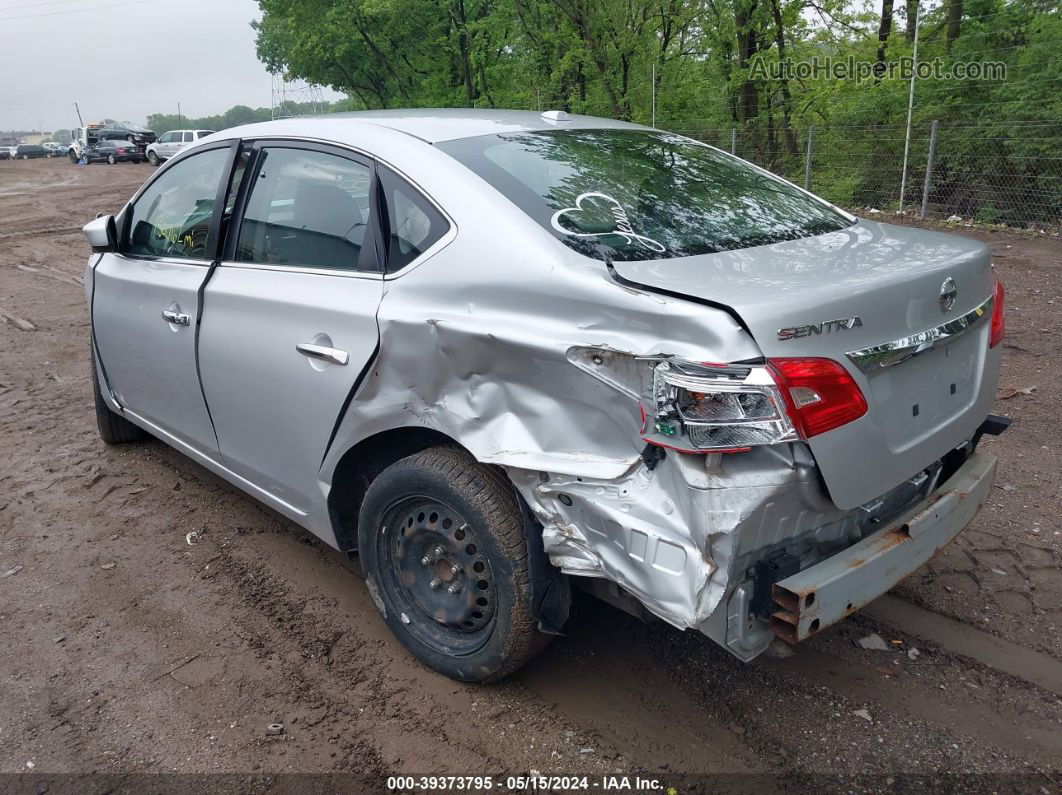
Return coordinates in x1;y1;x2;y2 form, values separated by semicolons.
769;450;997;644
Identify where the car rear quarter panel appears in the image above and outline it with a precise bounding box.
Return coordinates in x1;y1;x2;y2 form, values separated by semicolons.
311;135;763;530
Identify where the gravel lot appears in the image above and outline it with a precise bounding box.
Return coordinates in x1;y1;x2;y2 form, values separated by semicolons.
1;158;1060;791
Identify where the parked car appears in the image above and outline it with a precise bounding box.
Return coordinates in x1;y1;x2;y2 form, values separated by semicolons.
83;110;1007;682
42;142;64;157
98;122;156;147
15;144;48;159
145;129;215;166
82;139;143;164
0;147;9;160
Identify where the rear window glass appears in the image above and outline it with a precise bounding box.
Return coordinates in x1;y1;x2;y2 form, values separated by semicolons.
437;129;852;262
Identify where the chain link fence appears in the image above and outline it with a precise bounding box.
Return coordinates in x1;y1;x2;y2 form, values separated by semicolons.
666;120;1062;232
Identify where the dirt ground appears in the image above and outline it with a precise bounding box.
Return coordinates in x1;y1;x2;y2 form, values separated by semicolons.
1;158;1060;792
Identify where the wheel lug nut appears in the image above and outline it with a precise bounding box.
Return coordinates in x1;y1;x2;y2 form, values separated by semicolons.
420;555;431;566
447;583;462;594
433;546;444;557
429;578;441;589
450;564;460;574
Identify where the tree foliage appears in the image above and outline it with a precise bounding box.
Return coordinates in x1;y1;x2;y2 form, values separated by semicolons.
249;1;1057;129
152;1;1062;224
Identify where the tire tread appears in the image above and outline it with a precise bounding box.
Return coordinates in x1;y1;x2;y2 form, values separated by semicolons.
365;445;549;681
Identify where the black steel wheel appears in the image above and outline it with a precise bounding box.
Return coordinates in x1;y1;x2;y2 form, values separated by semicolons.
357;446;550;681
385;497;498;642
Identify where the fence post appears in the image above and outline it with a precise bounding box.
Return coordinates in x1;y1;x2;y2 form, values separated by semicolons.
730;128;737;155
804;125;814;190
899;2;920;211
920;120;939;220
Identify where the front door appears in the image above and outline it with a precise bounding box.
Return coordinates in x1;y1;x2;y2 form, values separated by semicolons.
92;143;236;456
158;132;178;158
198;142;383;513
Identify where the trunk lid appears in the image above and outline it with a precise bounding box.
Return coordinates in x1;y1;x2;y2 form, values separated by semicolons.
612;220;1001;509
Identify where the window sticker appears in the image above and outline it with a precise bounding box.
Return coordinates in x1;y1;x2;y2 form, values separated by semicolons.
549;191;666;253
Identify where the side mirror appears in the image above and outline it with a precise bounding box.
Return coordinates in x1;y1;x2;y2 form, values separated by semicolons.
83;214;118;253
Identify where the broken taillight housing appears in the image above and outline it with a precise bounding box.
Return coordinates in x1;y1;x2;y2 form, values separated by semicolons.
645;360;797;452
643;357;867;453
989;277;1005;348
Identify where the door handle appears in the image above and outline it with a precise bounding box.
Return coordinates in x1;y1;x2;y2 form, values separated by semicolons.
161;309;190;326
296;342;349;366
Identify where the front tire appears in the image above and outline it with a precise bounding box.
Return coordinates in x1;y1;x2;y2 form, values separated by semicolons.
147;150;159;166
106;154;116;165
358;446;549;682
92;346;147;444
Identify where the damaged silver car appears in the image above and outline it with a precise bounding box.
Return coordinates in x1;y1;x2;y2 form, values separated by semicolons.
84;109;1008;681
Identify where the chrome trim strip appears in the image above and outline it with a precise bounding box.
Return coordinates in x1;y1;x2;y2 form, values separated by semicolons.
846;294;994;373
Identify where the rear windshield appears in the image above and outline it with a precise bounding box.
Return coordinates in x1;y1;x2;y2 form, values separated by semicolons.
437;129;852;261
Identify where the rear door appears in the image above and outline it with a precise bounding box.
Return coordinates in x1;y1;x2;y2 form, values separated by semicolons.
197;141;384;513
92;141;240;456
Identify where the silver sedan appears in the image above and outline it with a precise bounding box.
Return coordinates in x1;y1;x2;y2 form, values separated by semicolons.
84;110;1005;680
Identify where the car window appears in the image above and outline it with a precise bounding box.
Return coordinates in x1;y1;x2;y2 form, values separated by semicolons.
377;165;448;272
125;147;230;260
183;132;194;143
197;130;214;138
234;147;374;272
159;132;172;143
437;129;853;262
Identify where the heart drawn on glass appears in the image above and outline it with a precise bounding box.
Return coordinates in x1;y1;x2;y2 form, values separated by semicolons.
549;191;666;253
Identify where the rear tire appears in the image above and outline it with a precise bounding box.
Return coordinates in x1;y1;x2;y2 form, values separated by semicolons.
92;346;147;444
106;154;116;165
357;446;550;682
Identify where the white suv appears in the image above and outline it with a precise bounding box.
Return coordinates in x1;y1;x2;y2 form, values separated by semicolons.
145;129;215;165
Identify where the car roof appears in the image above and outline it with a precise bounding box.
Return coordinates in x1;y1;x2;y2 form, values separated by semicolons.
227;108;649;145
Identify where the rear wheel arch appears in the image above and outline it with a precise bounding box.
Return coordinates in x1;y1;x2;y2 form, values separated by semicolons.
327;427;466;553
326;426;571;637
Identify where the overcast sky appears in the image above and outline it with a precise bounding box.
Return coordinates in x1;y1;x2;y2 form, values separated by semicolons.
0;0;343;132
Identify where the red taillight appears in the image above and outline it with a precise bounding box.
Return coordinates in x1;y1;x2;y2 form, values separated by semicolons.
989;277;1005;348
768;358;868;439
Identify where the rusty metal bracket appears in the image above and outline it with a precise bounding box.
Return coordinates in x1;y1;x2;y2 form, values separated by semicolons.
768;452;997;645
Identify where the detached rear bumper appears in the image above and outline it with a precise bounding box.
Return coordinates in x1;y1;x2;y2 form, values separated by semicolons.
769;451;997;644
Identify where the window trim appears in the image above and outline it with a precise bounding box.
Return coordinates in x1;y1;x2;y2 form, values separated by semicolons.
119;139;241;266
209;134;456;281
219;138;384;278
